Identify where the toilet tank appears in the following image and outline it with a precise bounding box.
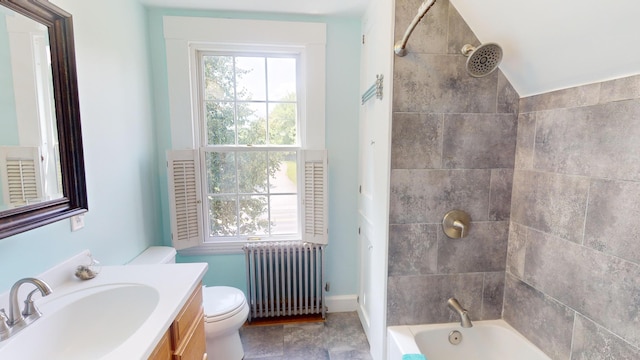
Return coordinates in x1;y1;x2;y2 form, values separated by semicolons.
128;246;177;265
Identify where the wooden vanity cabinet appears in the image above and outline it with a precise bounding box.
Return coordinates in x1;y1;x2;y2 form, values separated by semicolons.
149;285;207;360
149;330;172;360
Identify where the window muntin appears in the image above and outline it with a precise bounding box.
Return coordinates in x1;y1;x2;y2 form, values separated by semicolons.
202;54;298;147
199;52;300;242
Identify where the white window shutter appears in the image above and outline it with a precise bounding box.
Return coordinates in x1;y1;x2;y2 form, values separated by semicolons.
0;146;42;206
302;149;328;244
167;150;203;250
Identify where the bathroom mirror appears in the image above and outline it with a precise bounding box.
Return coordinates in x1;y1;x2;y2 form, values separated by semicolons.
0;0;87;239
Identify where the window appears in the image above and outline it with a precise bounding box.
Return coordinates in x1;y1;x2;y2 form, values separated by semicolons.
199;53;300;242
163;17;327;254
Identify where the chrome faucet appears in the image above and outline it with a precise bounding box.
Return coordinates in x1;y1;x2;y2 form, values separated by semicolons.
447;297;473;328
0;277;53;341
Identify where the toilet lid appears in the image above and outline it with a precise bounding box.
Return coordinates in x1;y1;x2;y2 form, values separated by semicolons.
202;286;246;322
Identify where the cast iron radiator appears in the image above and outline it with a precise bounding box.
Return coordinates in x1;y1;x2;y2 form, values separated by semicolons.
243;241;326;322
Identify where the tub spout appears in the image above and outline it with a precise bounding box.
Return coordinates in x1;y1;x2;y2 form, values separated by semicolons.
447;298;473;328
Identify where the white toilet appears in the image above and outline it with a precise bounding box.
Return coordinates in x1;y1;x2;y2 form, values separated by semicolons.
129;246;249;360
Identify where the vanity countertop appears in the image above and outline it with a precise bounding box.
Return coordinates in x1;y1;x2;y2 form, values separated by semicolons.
0;251;207;360
60;263;207;359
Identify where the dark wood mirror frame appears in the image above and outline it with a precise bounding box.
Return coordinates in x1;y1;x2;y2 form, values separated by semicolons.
0;0;87;239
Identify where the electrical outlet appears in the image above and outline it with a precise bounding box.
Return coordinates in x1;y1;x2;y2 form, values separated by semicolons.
70;214;85;232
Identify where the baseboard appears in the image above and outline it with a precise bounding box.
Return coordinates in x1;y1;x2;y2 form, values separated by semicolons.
357;301;371;339
326;294;358;313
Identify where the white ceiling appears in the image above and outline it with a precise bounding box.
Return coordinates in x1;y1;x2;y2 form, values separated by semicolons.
141;0;640;97
450;0;640;96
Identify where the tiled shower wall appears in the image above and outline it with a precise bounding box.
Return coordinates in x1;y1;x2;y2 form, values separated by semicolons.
388;0;640;358
386;0;519;326
505;75;640;359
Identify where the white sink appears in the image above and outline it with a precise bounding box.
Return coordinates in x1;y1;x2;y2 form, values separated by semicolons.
0;283;159;360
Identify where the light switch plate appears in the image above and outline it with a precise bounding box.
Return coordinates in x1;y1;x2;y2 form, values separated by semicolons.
70;214;85;232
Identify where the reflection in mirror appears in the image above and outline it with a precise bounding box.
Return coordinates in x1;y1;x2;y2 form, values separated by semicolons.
0;7;63;211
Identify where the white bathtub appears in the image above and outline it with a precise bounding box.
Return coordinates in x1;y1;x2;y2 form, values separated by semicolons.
387;320;551;360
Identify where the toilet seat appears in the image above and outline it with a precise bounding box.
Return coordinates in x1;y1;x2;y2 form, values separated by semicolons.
203;286;247;323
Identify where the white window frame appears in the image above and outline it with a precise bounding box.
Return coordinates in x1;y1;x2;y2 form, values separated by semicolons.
164;17;327;254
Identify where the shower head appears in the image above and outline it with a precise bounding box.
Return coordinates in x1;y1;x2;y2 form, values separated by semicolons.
461;43;502;77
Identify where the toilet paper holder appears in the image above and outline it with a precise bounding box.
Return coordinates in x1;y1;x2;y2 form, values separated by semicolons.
442;210;471;239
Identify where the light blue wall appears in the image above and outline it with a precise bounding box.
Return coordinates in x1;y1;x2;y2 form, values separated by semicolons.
0;13;19;146
146;8;361;296
0;0;161;292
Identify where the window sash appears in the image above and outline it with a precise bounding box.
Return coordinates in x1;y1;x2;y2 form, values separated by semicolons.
199;147;301;243
196;51;301;148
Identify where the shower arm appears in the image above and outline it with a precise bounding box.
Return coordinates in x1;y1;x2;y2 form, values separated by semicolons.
394;0;437;57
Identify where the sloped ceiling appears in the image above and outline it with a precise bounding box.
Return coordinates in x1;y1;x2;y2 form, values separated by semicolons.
450;0;640;96
140;0;640;97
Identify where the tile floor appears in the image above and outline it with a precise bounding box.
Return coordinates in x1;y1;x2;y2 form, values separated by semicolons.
239;312;373;360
